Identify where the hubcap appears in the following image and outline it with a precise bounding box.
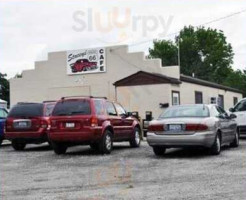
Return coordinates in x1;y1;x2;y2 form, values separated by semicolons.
105;134;112;150
135;130;140;144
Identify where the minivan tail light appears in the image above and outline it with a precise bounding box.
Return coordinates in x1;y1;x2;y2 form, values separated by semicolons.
185;124;208;131
91;116;98;127
40;120;48;129
148;124;164;132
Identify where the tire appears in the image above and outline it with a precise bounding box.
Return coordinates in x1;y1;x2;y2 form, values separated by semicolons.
129;127;141;148
210;134;221;155
99;130;113;154
90;143;100;151
153;146;166;156
52;142;67;155
230;130;239;148
12;141;26;151
0;139;3;146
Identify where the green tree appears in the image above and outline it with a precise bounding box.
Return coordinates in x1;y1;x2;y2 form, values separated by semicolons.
0;73;10;105
223;69;246;97
149;40;178;66
149;26;234;84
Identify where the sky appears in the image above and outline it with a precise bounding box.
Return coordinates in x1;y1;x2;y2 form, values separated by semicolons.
0;0;246;78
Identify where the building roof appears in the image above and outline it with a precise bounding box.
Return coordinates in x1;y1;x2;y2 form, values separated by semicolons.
114;70;242;94
180;74;242;94
113;71;181;87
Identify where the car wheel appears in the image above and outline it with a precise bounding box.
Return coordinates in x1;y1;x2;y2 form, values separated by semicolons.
90;143;100;151
230;130;239;148
52;142;67;155
210;134;221;155
153;146;166;156
12;141;26;151
0;139;3;146
99;130;113;154
130;127;141;148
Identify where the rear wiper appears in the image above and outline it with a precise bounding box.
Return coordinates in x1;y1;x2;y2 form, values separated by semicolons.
70;111;85;115
56;113;69;116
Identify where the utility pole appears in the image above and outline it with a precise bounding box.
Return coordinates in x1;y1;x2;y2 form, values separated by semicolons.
178;37;181;67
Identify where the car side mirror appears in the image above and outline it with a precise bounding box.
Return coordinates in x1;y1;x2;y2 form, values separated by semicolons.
230;114;237;119
218;114;225;119
229;108;235;113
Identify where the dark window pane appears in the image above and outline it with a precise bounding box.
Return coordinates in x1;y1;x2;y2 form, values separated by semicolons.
52;100;91;116
218;95;224;109
8;104;44;118
195;91;203;104
234;100;246;112
44;103;56;116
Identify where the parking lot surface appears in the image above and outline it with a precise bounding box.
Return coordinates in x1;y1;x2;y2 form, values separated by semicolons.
1;140;246;200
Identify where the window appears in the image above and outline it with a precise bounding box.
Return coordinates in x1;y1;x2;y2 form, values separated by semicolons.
233;97;238;106
94;100;105;115
234;100;246;112
52;100;91;116
0;109;8;118
8;103;44;118
44;103;55;116
218;95;224;109
216;106;229;118
106;102;117;116
159;105;209;119
195;91;203;104
172;91;180;106
114;103;126;116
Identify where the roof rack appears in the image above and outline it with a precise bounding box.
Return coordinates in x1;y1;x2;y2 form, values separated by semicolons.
43;100;56;103
61;96;107;100
17;102;40;104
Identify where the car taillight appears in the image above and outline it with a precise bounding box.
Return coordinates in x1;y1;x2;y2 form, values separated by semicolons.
185;124;208;131
51;120;57;129
148;124;164;132
40;120;48;129
91;116;98;127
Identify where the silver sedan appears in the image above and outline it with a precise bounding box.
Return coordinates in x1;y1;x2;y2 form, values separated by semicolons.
147;104;239;156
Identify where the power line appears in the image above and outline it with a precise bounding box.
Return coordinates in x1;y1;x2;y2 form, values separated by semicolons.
111;8;246;51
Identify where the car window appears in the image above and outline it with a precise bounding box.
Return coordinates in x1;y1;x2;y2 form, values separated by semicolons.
44;103;56;116
114;103;126;116
106;102;117;116
94;100;105;115
8;104;44;118
210;106;220;117
0;109;8;118
159;105;209;118
52;100;91;116
234;100;246;112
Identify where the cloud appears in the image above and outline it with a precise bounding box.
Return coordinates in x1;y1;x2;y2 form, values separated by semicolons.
0;0;246;78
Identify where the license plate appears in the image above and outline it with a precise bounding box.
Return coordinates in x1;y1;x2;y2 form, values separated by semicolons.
18;122;28;128
169;124;182;132
66;123;75;128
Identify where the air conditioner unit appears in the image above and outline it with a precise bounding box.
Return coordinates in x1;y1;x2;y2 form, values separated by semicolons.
210;97;217;104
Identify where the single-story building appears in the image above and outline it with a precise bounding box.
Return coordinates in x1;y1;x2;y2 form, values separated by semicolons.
10;45;243;119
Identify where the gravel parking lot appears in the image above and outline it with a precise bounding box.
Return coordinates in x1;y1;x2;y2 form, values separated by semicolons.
1;139;246;200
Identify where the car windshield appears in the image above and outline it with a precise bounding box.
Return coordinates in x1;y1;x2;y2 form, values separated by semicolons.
159;105;210;119
8;103;44;118
52;99;91;116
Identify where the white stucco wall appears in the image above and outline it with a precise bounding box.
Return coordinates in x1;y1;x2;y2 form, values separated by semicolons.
171;82;243;110
10;45;168;106
116;84;171;119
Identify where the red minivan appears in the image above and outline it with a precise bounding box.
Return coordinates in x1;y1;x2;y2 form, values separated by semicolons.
5;102;56;151
49;96;141;155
